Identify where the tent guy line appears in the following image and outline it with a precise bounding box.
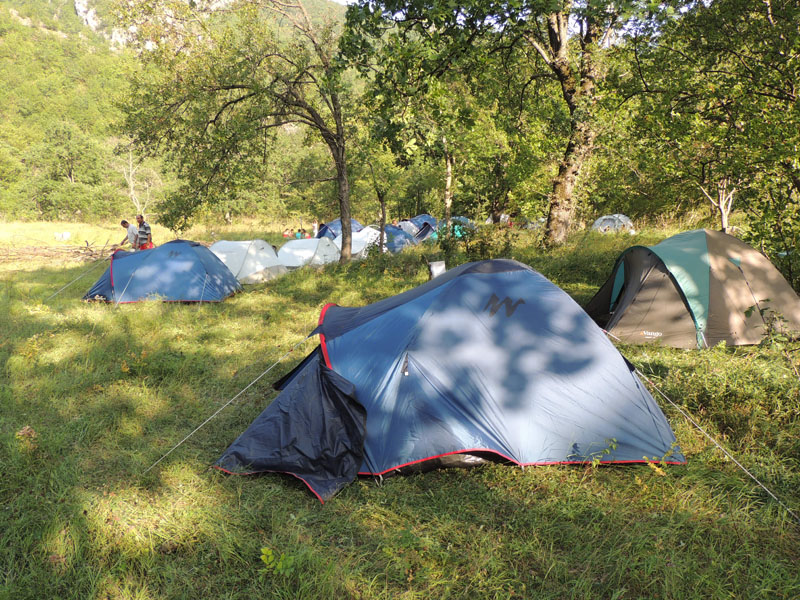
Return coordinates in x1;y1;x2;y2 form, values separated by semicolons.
634;367;800;526
604;327;799;524
142;335;313;475
44;256;109;302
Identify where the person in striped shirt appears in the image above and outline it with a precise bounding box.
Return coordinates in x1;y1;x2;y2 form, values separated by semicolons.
136;214;153;250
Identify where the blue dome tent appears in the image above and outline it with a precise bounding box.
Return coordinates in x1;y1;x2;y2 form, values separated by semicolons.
409;214;437;230
84;240;241;303
215;259;684;502
383;225;417;253
317;219;364;239
413;222;437;242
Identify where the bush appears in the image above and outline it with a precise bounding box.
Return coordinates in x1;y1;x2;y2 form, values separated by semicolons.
463;224;515;261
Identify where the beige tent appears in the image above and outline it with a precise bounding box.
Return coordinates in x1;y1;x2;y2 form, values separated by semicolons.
585;229;800;348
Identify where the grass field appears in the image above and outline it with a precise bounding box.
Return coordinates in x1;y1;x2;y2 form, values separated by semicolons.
1;223;799;599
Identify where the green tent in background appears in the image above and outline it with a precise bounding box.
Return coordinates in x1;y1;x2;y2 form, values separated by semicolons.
585;229;800;348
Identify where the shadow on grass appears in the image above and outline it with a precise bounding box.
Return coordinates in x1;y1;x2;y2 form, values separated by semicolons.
2;245;800;599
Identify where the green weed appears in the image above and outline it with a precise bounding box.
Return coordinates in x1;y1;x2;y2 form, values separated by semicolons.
0;222;798;599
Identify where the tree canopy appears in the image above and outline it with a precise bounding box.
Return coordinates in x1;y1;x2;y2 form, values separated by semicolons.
1;0;799;285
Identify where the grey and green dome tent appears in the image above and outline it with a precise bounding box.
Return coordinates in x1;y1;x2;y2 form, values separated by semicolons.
585;229;800;348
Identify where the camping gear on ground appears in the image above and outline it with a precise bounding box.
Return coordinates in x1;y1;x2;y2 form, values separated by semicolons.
210;240;288;284
427;260;446;278
278;237;340;268
592;214;636;234
334;226;381;260
215;259;684;502
316;219;364;239
585;229;800;348
83;240;241;303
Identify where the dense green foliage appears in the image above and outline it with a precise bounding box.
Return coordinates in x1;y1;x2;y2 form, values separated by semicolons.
3;0;799;284
0;2;134;220
2;224;799;598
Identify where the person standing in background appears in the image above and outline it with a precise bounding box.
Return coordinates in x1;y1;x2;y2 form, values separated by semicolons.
136;214;154;250
118;220;138;249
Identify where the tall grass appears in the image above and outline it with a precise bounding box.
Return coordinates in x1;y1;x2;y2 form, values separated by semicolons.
1;224;798;599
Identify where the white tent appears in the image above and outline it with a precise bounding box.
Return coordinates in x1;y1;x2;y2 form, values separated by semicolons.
278;237;340;268
334;226;382;260
210;240;288;284
592;214;636;234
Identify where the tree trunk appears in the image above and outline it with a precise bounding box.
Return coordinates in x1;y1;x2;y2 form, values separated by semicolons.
379;194;386;252
368;160;387;252
545;121;596;245
334;145;352;262
443;137;453;233
699;180;735;234
540;13;600;247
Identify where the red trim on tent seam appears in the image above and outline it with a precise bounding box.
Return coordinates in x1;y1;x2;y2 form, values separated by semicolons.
109;251;118;291
318;302;336;369
113;299;226;304
211;465;325;504
357;448;687;476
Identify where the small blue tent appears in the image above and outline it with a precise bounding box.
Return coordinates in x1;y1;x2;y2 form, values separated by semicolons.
317;219;364;239
409;214;437;230
414;222;437;242
383;225;417;253
216;259;684;502
84;240;241;303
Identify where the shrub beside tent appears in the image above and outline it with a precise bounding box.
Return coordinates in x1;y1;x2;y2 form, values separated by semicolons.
278;237;340;268
585;229;800;348
210;240;287;284
216;259;684;502
84;240;242;303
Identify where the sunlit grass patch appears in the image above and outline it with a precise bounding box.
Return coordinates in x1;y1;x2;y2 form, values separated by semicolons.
1;224;799;599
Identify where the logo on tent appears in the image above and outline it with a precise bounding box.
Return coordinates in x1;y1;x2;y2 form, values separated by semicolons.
484;294;525;317
641;330;663;339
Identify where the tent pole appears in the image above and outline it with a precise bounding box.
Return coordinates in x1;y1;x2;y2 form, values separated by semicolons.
115;272;136;306
199;273;209;303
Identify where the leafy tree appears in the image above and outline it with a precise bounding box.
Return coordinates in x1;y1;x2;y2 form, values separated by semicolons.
0;4;131;220
121;0;358;259
116;148;164;216
343;0;639;245
616;0;800;281
28;122;103;186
